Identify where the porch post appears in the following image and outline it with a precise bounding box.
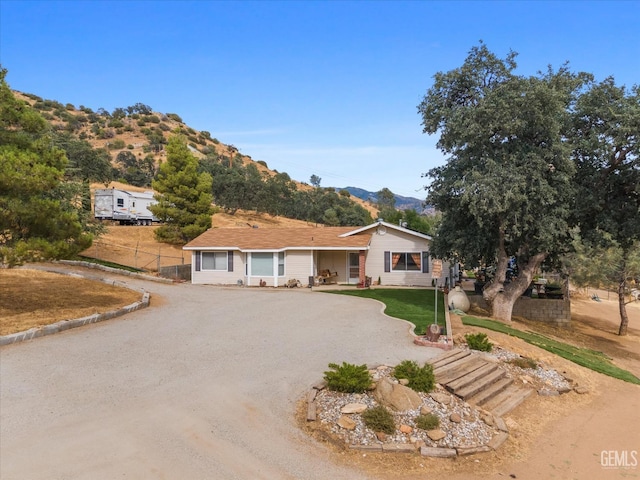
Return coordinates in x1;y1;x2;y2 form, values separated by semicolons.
359;250;366;285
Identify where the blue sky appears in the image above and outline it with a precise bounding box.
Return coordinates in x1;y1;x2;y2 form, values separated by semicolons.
1;1;638;198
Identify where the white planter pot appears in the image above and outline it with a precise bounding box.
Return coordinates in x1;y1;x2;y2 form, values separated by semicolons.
448;286;470;313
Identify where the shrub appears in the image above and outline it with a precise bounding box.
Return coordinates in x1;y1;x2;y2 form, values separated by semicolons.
362;406;395;434
507;356;537;369
465;332;493;352
127;144;134;149
212;138;220;144
415;413;440;430
393;360;436;393
158;122;170;131
109;139;126;150
323;362;372;393
166;112;182;123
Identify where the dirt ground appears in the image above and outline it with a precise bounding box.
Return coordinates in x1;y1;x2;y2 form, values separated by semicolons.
1;267;638;478
0;269;141;336
81;208;317;271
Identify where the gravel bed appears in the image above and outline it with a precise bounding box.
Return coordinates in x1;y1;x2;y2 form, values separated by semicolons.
315;367;498;449
313;347;572;449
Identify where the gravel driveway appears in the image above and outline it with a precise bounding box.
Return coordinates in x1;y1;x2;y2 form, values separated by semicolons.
0;269;441;479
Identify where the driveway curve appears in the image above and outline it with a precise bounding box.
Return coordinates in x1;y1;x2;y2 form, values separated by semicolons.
0;267;441;479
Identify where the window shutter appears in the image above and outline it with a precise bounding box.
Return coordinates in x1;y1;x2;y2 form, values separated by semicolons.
228;251;234;272
384;251;390;272
195;251;201;271
422;251;429;273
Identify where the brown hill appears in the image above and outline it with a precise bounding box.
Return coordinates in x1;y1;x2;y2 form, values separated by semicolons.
14;90;378;217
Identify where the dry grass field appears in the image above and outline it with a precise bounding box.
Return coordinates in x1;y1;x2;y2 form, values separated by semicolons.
0;269;141;336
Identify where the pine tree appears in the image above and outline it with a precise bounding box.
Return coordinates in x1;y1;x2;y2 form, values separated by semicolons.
0;67;92;266
150;135;213;244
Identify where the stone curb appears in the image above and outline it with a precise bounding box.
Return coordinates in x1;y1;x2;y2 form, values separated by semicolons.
56;260;174;283
305;372;510;458
0;266;153;346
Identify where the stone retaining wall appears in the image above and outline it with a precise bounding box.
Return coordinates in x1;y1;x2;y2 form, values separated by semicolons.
469;294;571;326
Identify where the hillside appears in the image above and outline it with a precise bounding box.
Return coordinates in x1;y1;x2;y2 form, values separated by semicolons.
337;186;433;213
15;91;379;220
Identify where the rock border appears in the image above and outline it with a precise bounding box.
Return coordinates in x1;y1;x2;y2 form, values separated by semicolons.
0;265;153;346
305;375;510;458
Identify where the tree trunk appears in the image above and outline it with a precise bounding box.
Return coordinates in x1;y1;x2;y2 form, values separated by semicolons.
618;277;629;336
484;249;546;323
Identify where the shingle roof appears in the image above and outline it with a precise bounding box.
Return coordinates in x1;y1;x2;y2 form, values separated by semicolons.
183;226;372;251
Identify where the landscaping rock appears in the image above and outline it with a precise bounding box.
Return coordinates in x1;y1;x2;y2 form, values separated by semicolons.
420;405;433;415
450;412;462;423
340;403;367;414
374;377;422;411
574;385;589;394
337;415;356;430
400;424;413;434
430;392;452;405
427;429;446;441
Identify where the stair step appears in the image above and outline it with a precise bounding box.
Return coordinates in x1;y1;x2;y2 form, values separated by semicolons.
445;362;499;393
429;350;471;368
437;358;489;385
454;367;506;401
470;377;514;406
483;386;534;417
433;355;477;377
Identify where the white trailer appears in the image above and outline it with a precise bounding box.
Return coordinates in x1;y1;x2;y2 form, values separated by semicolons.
94;188;159;225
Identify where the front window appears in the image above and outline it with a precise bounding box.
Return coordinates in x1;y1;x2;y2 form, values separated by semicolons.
251;252;273;276
202;251;228;270
392;252;421;271
278;252;285;276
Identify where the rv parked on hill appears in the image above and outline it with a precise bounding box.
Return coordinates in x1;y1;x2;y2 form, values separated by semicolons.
94;188;159;225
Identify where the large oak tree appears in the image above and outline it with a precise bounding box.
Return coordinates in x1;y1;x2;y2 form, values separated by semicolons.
417;44;587;322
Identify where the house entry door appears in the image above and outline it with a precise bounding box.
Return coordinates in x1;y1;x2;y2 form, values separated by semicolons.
348;252;360;284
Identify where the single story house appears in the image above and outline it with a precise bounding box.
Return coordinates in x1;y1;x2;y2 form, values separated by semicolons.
183;220;455;287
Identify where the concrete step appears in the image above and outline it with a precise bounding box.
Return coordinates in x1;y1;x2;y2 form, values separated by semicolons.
482;385;534;417
436;357;489;385
453;367;506;401
469;376;514;406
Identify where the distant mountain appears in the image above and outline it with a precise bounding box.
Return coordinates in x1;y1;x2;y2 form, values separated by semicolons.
337;187;434;214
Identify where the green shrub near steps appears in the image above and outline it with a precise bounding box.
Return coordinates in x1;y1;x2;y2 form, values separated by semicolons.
465;332;493;352
393;360;436;392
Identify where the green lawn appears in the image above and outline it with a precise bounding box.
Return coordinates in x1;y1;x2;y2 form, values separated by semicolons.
324;288;446;335
462;315;640;385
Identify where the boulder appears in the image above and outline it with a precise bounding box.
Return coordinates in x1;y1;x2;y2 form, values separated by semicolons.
374;377;422;411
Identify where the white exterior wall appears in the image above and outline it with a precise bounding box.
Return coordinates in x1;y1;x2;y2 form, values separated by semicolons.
190;250;245;285
365;230;449;287
283;250;315;284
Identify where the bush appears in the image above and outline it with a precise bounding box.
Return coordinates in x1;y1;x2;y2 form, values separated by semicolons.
166;112;182;123
507;356;537;369
465;332;493;352
109;139;126;150
415;413;440;430
323;362;372;393
393;360;436;393
362;405;395;434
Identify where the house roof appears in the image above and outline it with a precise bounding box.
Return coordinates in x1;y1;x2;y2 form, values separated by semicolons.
341;220;433;241
183;226;372;251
